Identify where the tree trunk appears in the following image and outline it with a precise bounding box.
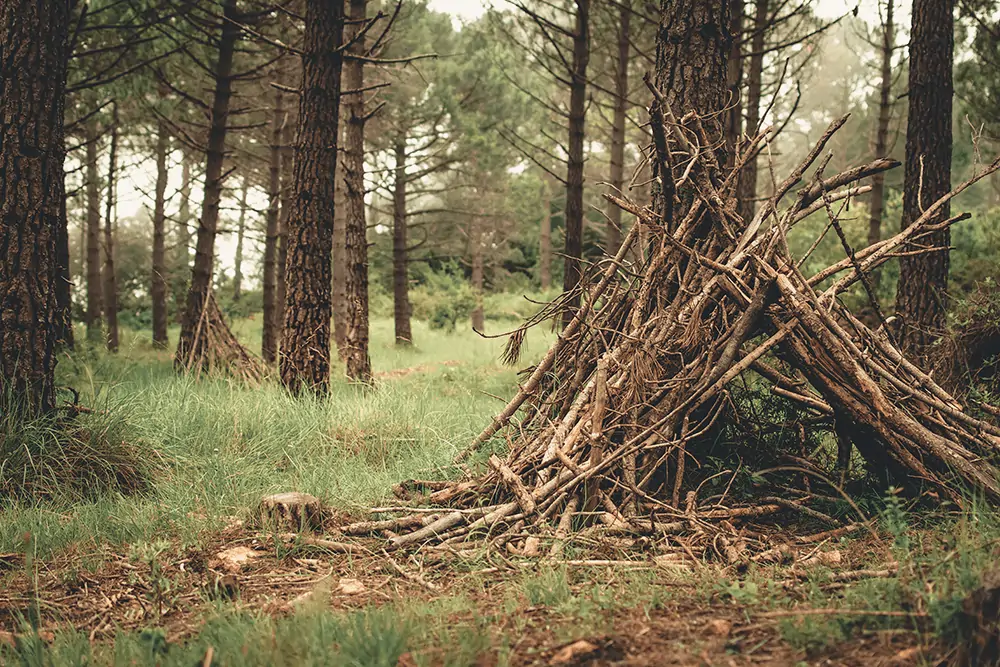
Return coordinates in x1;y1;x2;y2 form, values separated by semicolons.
562;0;591;328
332;136;347;355
55;151;73;349
0;0;71;415
279;0;345;395
262;88;284;364
737;0;766;223
605;0;630;256
392;139;412;345
152;117;170;348
725;0;744;165
85;120;103;341
540;179;552;290
342;0;373;383
470;216;485;332
102;103;120;353
175;0;241;370
233;173;249;302
868;0;894;291
177;153;192;271
895;0;954;365
653;0;732;226
276;105;294;337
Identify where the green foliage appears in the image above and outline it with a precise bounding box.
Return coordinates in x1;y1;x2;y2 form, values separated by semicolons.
410;262;478;331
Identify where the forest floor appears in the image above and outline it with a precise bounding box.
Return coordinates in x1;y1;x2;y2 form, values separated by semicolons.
0;317;992;665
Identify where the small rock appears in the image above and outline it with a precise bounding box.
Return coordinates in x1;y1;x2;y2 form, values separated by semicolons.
551;640;600;664
888;647;921;664
337;578;366;595
704;619;732;637
209;546;264;574
523;536;541;557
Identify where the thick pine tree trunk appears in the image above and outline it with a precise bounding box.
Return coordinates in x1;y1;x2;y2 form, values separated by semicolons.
0;0;71;415
653;0;732;225
175;0;241;370
233;173;249;302
279;0;345;395
85;120;103;341
605;0;630;256
540;179;552;290
562;0;591;328
342;0;372;383
152;118;170;348
392;139;412;346
262;88;284;365
895;0;954;365
868;0;894;291
737;0;766;223
102;103;120;353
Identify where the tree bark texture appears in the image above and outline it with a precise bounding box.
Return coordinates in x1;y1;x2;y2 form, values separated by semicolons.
724;0;744;165
895;0;953;365
175;0;240;370
653;0;732;227
0;0;71;414
332;134;347;355
562;0;591;328
868;0;894;291
262;88;285;364
233;173;249;302
279;0;345;395
540;179;552;290
152;117;169;348
276;103;294;336
605;0;630;257
102;103;120;353
392;138;412;345
737;0;766;223
342;0;372;383
85;119;103;341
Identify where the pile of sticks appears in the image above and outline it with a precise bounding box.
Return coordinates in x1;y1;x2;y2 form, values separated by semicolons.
175;291;263;383
345;110;1000;553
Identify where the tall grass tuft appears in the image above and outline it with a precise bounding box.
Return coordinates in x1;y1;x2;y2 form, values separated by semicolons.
0;393;154;502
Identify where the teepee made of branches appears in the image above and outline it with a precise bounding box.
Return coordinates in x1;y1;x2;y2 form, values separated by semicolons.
337;105;1000;554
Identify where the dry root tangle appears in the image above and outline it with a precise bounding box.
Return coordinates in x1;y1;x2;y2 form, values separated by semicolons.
338;103;1000;557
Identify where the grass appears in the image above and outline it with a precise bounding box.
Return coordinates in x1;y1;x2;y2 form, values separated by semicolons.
3;314;1000;664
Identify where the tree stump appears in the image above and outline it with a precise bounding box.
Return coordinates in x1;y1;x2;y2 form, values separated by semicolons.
255;492;326;532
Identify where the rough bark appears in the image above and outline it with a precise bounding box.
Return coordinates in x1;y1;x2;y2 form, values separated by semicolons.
0;0;71;414
262;88;285;364
233;173;249;302
152;117;170;348
540;179;552;290
392;139;412;345
737;0;767;223
725;0;744;165
85;120;103;341
102;103;120;353
605;0;630;256
895;0;953;365
279;0;345;395
868;0;894;291
653;0;732;227
342;0;372;383
562;0;591;328
177;154;192;273
175;0;241;370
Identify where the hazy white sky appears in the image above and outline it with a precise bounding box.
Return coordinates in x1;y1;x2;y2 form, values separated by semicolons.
427;0;875;23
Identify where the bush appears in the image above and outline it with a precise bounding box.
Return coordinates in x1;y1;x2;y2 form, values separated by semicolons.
409;263;477;331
